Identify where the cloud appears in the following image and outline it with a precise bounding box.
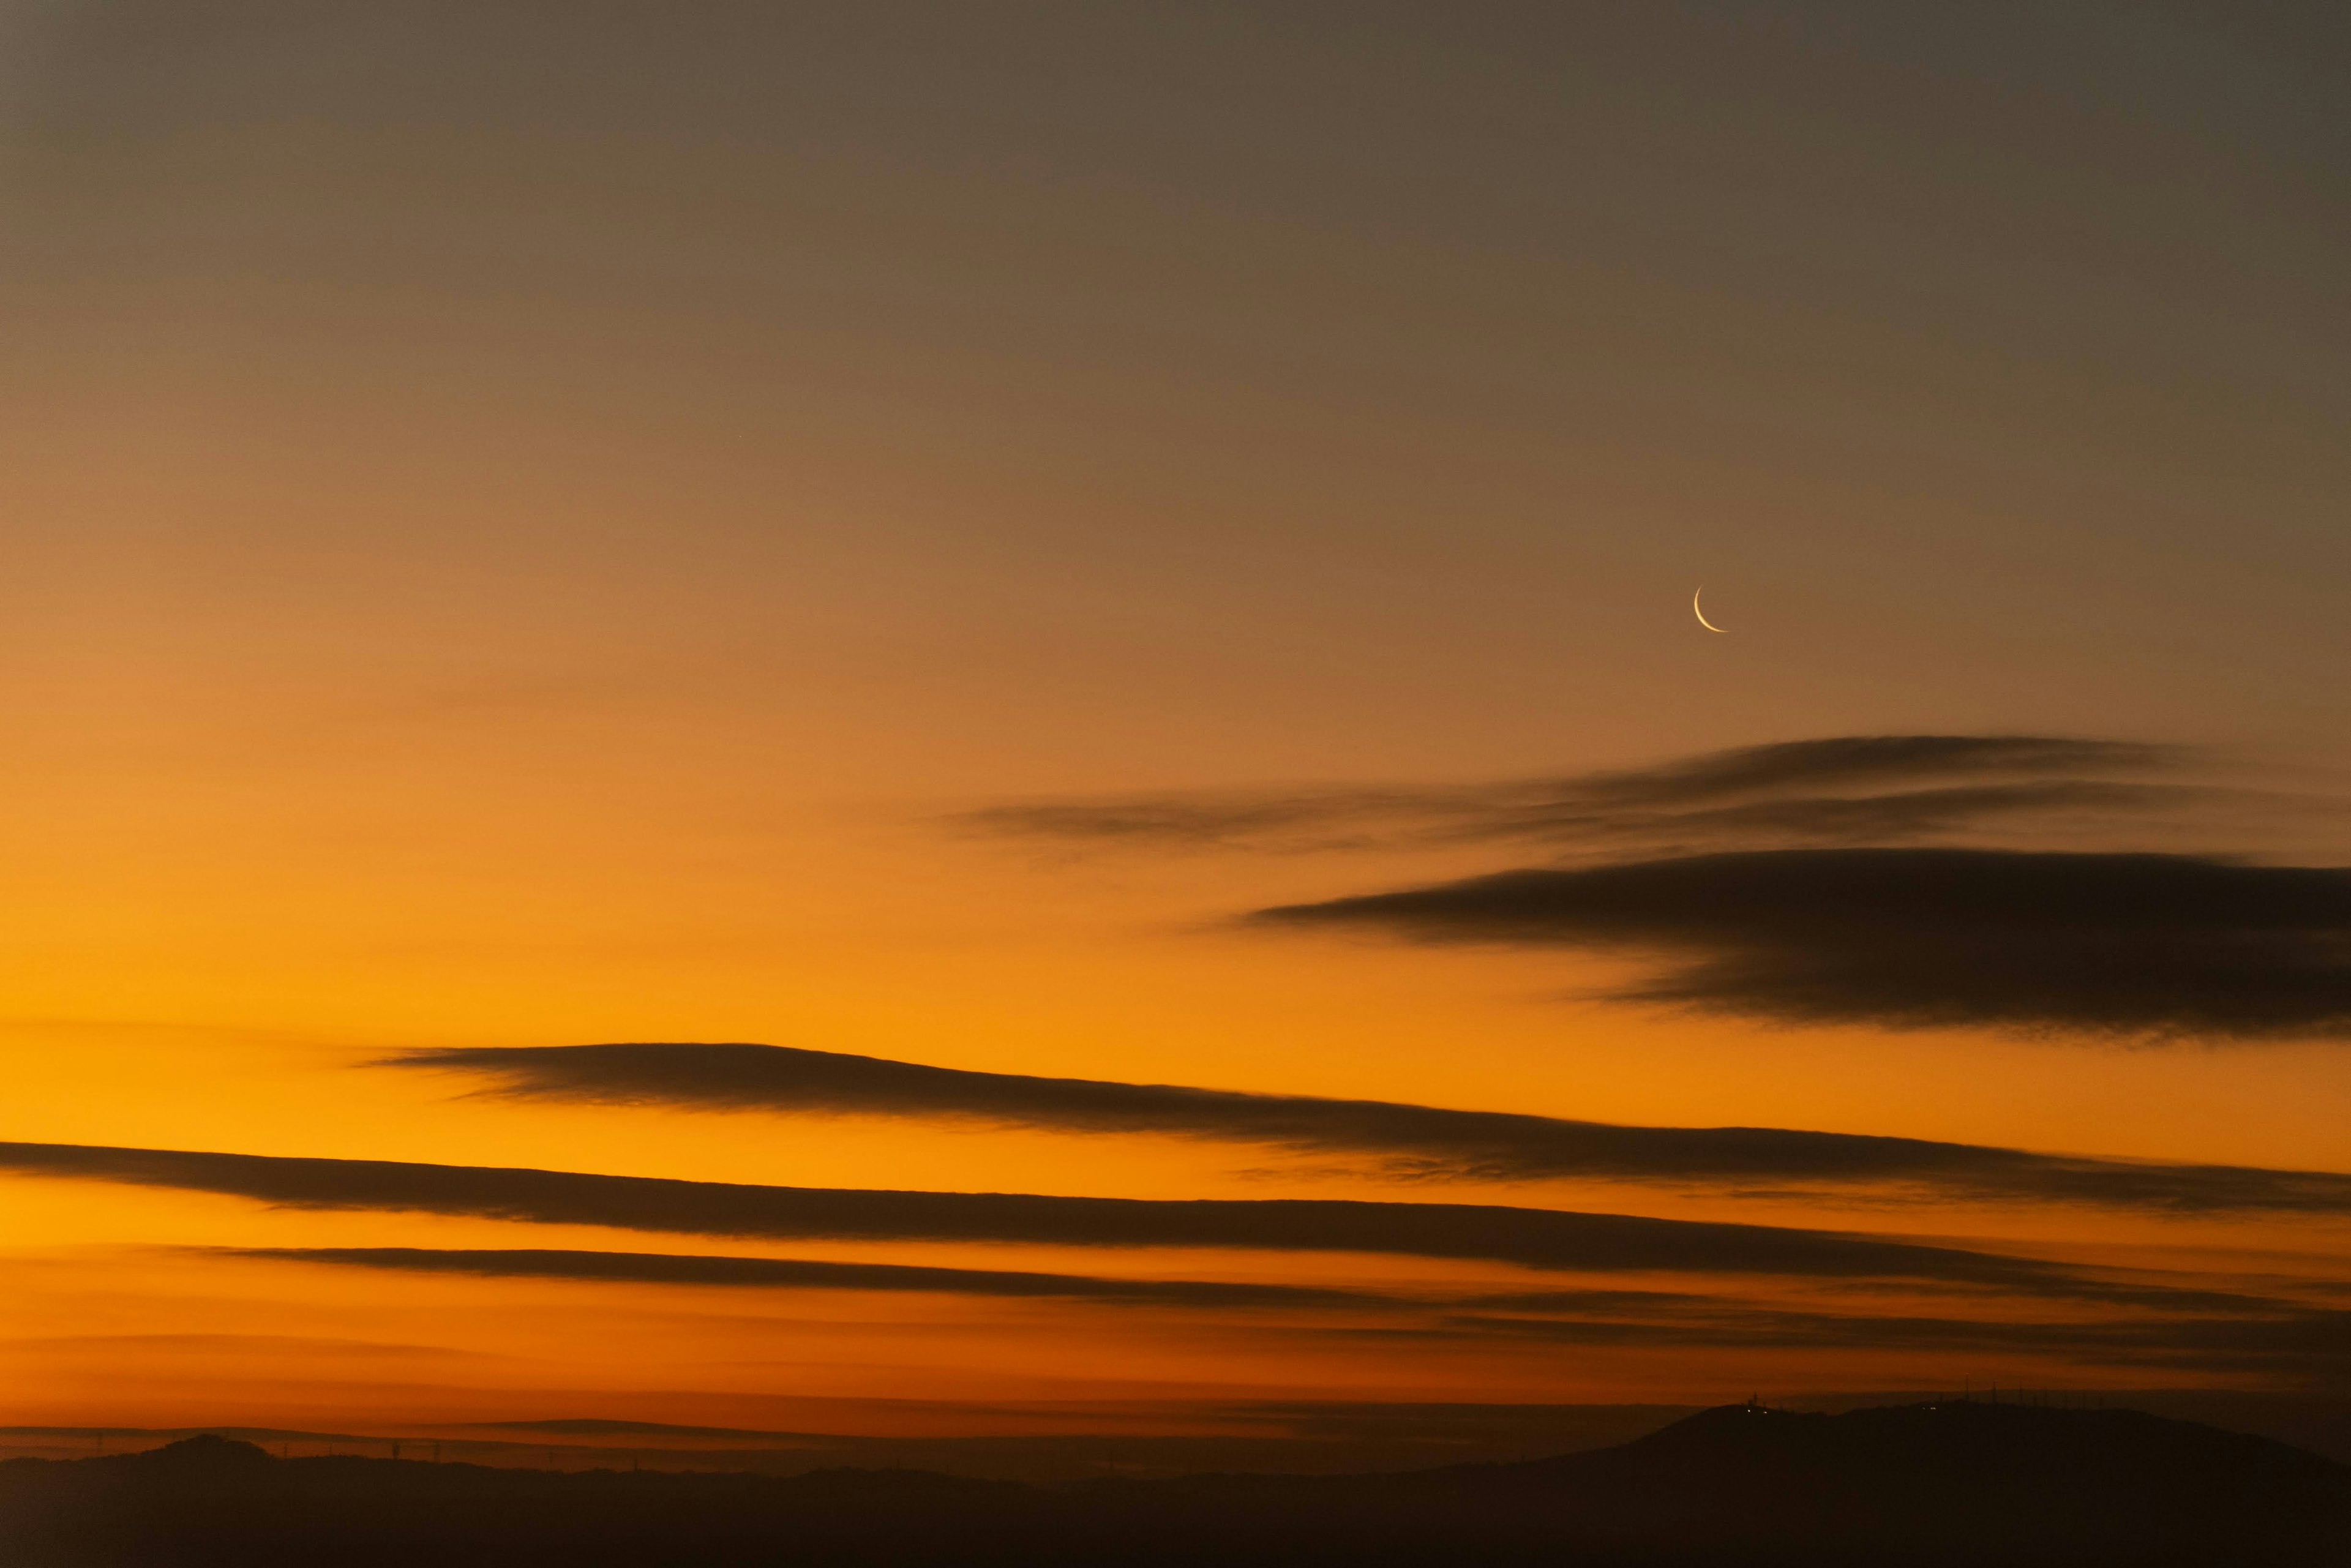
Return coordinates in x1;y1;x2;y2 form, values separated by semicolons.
0;1139;2106;1294
1566;737;2179;805
956;735;2205;855
214;1247;2351;1379
208;1247;2349;1382
211;1246;1395;1311
0;1333;504;1361
1428;1301;2351;1378
384;1043;2351;1215
1253;849;2351;1041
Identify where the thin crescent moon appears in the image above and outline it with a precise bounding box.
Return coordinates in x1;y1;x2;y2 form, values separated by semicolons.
1692;587;1728;633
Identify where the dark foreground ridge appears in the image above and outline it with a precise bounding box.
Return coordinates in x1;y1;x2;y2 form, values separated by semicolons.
4;1401;2346;1566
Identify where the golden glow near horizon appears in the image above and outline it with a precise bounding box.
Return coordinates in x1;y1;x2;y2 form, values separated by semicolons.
4;4;2350;1451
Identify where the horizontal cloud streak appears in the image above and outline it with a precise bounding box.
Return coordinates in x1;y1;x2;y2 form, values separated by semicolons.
385;1043;2351;1216
212;1248;2350;1379
1430;1303;2351;1377
213;1246;1393;1310
1557;737;2179;807
1254;849;2351;1041
959;735;2199;855
0;1139;2103;1294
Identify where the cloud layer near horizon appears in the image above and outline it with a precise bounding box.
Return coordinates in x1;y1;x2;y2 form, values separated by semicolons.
0;1139;2110;1295
212;1244;2351;1381
214;1245;1392;1310
1256;849;2351;1041
384;1043;2351;1215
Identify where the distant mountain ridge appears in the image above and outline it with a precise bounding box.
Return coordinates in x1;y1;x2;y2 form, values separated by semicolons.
4;1400;2345;1566
0;1403;1700;1480
17;1387;2350;1481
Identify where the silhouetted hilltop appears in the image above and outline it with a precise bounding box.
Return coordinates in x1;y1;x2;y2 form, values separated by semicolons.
1365;1399;2350;1556
122;1436;277;1472
3;1402;2344;1566
0;1404;1701;1478
1445;1397;2347;1504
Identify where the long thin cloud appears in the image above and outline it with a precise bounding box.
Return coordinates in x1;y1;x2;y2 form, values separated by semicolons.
1424;1304;2351;1376
957;735;2202;855
208;1245;2351;1381
383;1043;2351;1216
0;1139;2112;1294
1255;849;2351;1041
212;1246;1398;1310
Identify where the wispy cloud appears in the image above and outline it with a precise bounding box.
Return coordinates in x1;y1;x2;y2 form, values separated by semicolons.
1255;849;2351;1042
384;1043;2351;1214
956;735;2210;856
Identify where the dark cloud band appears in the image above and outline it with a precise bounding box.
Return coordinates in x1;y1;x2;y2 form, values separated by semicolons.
1254;849;2351;1041
213;1246;1393;1310
1428;1303;2351;1376
383;1043;2351;1216
0;1139;2092;1292
211;1247;2350;1380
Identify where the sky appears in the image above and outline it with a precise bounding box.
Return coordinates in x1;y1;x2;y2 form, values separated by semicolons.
5;1;2351;1457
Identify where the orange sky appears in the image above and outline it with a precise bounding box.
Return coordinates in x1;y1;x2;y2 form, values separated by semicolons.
4;3;2350;1450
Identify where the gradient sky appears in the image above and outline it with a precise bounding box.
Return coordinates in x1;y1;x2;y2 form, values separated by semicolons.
6;2;2350;1450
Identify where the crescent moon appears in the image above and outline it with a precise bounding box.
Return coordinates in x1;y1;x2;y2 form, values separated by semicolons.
1692;587;1728;633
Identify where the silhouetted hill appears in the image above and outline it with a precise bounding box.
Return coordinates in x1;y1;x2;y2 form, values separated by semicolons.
1376;1399;2351;1558
121;1435;276;1472
3;1402;2344;1566
0;1403;1702;1478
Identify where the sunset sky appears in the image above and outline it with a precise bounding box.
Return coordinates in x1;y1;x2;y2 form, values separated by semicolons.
6;2;2350;1457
